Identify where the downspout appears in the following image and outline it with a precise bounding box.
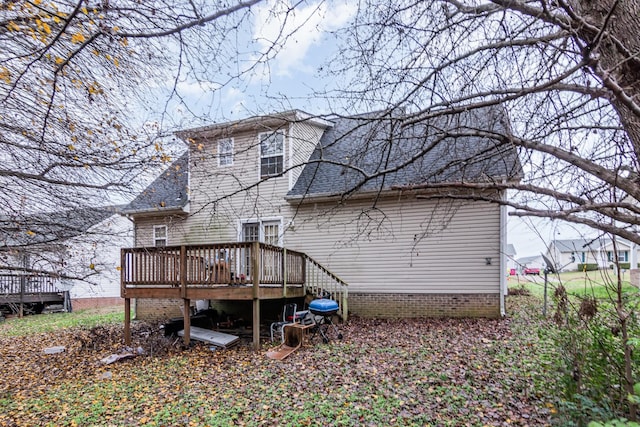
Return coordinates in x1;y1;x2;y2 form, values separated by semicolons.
499;192;507;317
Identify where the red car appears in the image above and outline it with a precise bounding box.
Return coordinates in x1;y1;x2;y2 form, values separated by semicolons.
523;267;540;275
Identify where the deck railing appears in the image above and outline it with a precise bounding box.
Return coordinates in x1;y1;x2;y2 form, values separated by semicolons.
303;256;349;321
0;273;60;294
121;242;349;320
121;242;307;288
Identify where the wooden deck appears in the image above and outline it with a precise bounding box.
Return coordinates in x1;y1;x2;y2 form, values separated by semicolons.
121;242;348;349
0;273;66;315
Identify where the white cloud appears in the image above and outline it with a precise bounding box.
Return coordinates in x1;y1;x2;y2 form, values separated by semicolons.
175;80;222;98
253;0;356;76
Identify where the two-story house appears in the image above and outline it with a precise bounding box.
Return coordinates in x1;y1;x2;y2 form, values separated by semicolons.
123;108;522;328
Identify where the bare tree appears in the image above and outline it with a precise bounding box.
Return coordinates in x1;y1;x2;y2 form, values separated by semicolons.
0;0;295;278
301;1;640;422
315;0;640;244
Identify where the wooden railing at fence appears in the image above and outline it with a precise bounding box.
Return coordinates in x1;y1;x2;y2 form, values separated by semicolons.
0;274;60;294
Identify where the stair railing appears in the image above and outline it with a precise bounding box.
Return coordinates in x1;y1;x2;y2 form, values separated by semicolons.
302;255;349;321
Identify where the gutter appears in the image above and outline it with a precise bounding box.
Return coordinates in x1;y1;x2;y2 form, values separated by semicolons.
499;191;507;317
177;110;334;140
286;177;520;204
120;205;189;217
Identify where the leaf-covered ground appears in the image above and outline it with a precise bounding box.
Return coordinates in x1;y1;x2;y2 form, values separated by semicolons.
0;296;559;426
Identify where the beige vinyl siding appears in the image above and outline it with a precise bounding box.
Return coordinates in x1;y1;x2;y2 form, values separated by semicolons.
186;132;278;243
183;127;293;244
133;216;190;246
288;121;326;189
132;118;502;297
283;196;501;294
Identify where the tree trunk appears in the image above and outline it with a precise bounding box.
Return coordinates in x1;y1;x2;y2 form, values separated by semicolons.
574;1;640;169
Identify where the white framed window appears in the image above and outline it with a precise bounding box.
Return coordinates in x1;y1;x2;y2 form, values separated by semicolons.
218;138;234;166
263;221;280;246
242;222;260;242
607;250;629;263
239;220;282;280
259;132;284;178
153;225;167;247
239;218;282;246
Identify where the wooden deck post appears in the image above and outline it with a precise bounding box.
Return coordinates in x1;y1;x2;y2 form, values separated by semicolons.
124;298;131;346
180;246;191;346
19;273;25;318
282;248;287;298
252;241;260;350
183;298;191;346
252;298;260;350
180;245;187;299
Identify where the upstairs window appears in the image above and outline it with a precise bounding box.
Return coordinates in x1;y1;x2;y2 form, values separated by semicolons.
154;225;167;247
218;138;234;166
259;132;284;178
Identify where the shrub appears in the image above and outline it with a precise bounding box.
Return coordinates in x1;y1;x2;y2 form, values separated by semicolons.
578;263;600;272
609;263;631;270
549;288;640;424
508;286;531;296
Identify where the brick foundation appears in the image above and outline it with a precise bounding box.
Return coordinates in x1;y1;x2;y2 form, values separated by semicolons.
347;293;501;318
71;297;123;311
134;293;501;321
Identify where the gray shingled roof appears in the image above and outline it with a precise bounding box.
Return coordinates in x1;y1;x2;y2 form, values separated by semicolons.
287;106;522;199
123;152;189;214
551;238;631;253
551;239;594;253
0;206;121;248
517;255;543;264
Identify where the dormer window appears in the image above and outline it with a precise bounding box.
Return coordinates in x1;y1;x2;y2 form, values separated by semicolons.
259;131;284;178
218;138;234;166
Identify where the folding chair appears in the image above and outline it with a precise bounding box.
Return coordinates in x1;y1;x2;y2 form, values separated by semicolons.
270;303;297;342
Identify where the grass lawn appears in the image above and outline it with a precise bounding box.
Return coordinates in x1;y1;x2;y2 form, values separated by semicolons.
0;306;124;337
0;297;573;426
508;269;638;300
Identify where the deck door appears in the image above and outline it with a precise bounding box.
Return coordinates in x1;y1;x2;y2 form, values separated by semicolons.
241;223;259;279
240;221;281;280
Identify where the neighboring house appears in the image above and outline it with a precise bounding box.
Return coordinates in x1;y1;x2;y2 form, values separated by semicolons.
547;238;639;271
123;108;522;320
516;255;545;273
0;206;133;311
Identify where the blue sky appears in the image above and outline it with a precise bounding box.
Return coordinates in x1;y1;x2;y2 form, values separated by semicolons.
156;0;357;128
